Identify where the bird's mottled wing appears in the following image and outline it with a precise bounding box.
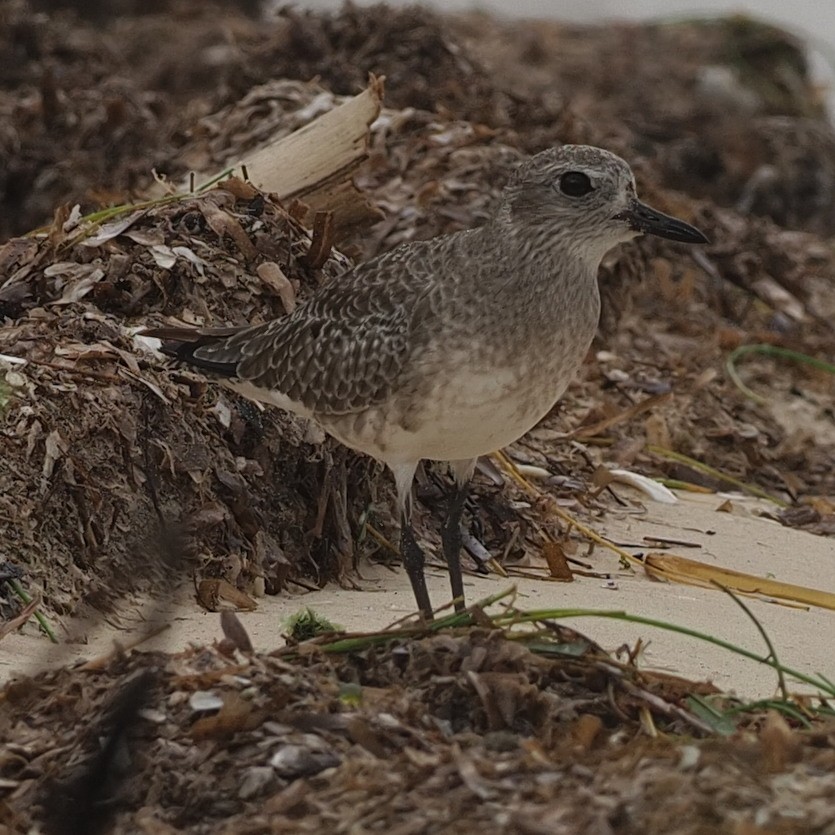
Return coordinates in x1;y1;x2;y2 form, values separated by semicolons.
190;247;439;415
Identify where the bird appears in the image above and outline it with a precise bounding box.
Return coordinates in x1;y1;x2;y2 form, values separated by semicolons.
143;145;708;620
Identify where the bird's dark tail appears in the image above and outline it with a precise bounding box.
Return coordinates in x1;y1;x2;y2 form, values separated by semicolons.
140;325;246;377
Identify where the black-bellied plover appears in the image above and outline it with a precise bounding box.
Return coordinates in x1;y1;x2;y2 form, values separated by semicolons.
145;145;707;619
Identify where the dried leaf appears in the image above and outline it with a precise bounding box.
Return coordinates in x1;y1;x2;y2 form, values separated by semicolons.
190;691;264;739
751;276;808;322
171;245;209;275
570;392;672;439
40;429;66;489
304;210;335;269
759;711;801;773
542;541;573;581
44;262;106;304
150;244;177;269
256;262;297;312
78;209;146;247
642;552;835;610
608;469;678;504
195;579;257;612
220;610;254;654
219;176;258;200
201;204;257;260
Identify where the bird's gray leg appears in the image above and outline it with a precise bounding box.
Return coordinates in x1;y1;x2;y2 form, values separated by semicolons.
441;486;467;612
391;463;433;620
400;517;433;620
443;459;477;612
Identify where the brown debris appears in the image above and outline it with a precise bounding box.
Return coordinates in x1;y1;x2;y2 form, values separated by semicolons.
1;2;835;826
0;631;833;832
0;0;832;622
0;174;370;617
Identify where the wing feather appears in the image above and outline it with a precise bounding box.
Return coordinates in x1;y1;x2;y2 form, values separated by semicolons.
146;240;445;416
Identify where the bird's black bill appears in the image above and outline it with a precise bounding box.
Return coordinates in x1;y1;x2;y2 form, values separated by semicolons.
616;198;709;244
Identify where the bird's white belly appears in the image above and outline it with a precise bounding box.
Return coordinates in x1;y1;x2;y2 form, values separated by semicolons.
326;365;564;466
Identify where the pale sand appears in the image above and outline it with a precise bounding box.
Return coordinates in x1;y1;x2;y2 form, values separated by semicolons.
2;490;834;700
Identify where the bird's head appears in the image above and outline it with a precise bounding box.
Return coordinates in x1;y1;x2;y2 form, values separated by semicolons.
499;144;708;262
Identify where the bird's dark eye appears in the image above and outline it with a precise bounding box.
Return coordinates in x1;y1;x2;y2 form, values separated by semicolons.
559;171;593;197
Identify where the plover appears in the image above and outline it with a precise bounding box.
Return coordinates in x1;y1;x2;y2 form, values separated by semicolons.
145;145;707;619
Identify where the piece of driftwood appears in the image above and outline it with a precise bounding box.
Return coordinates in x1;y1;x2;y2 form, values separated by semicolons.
165;76;385;235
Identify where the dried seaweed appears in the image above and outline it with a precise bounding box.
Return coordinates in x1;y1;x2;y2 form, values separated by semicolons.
2;4;835;830
2;621;834;832
0;179;375;616
2;0;834;623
